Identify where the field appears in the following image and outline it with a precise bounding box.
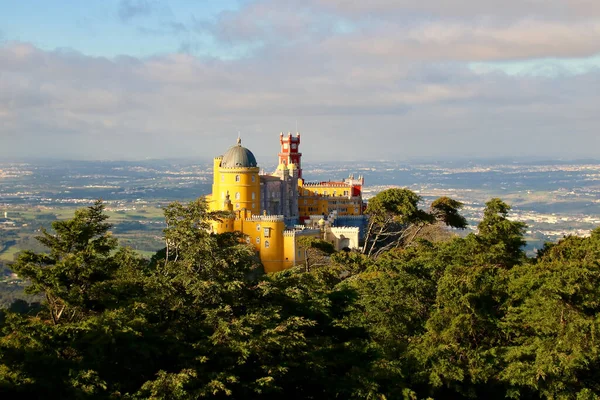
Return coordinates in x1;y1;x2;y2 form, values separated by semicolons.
0;204;167;262
3;158;600;266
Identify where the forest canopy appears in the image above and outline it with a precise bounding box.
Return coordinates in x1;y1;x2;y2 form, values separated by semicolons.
1;193;600;399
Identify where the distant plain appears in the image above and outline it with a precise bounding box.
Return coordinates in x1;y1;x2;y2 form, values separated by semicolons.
2;158;600;264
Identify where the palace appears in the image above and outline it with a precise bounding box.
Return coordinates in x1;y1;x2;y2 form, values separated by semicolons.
207;133;366;273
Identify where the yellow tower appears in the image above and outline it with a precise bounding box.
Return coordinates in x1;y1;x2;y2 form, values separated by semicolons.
210;137;261;214
206;134;362;274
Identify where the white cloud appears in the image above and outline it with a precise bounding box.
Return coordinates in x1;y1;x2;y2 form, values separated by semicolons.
1;40;599;161
1;0;600;160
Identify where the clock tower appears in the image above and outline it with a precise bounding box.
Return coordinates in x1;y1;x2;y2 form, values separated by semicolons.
278;132;303;179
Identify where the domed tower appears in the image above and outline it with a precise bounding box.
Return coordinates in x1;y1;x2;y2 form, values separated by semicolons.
211;137;261;214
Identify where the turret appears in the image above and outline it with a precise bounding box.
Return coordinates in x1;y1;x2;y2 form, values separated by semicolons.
278;132;302;179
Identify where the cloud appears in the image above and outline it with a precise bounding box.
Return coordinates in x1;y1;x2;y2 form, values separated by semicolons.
2;0;600;160
118;0;156;22
138;21;189;36
1;40;599;161
189;0;600;63
323;20;600;62
312;0;600;20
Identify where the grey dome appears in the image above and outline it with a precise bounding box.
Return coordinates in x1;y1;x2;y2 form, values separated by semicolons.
221;138;258;168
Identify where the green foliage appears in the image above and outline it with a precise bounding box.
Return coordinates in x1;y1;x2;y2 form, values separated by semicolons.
2;197;600;399
430;197;468;229
416;264;509;397
362;189;467;258
10;200;120;324
0;199;379;398
501;229;600;399
476;198;527;268
297;237;336;272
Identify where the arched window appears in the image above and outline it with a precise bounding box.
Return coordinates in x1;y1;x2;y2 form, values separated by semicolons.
235;175;240;182
265;240;270;248
252;192;256;200
235;192;240;200
252;175;256;182
256;237;260;244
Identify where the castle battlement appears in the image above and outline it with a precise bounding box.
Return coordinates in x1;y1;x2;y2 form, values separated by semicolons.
246;215;285;223
335;215;365;220
330;227;360;234
303;182;352;187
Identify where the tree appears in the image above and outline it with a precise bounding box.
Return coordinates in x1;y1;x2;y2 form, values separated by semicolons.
296;236;335;272
1;199;379;398
413;264;510;399
476;198;527;268
362;189;467;258
500;229;600;398
10;200;119;324
162;198;234;266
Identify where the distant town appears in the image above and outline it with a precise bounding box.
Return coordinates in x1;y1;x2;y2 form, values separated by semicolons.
2;158;600;263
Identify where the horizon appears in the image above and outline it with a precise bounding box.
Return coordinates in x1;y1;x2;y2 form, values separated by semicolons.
2;154;600;166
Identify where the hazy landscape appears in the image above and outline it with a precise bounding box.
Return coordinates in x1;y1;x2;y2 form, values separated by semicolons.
2;157;600;270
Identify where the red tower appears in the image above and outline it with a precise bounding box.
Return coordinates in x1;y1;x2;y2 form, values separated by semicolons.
278;132;303;179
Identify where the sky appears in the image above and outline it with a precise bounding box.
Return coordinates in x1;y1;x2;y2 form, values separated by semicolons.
1;0;600;162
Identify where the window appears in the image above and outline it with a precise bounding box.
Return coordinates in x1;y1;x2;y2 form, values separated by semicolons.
221;175;224;182
323;190;328;196
265;240;270;248
252;192;256;200
246;237;251;244
235;192;240;200
333;191;337;196
235;175;240;182
283;143;288;149
264;227;271;238
221;192;225;199
303;199;307;205
236;203;240;208
252;175;256;182
252;203;255;209
344;191;349;196
256;237;260;244
256;224;261;231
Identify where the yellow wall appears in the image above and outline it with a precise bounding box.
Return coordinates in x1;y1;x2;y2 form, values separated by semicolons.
298;183;362;217
210;158;260;214
208;148;363;274
241;218;286;273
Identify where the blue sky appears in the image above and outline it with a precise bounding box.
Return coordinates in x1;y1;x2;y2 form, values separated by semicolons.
1;0;600;161
0;0;243;58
